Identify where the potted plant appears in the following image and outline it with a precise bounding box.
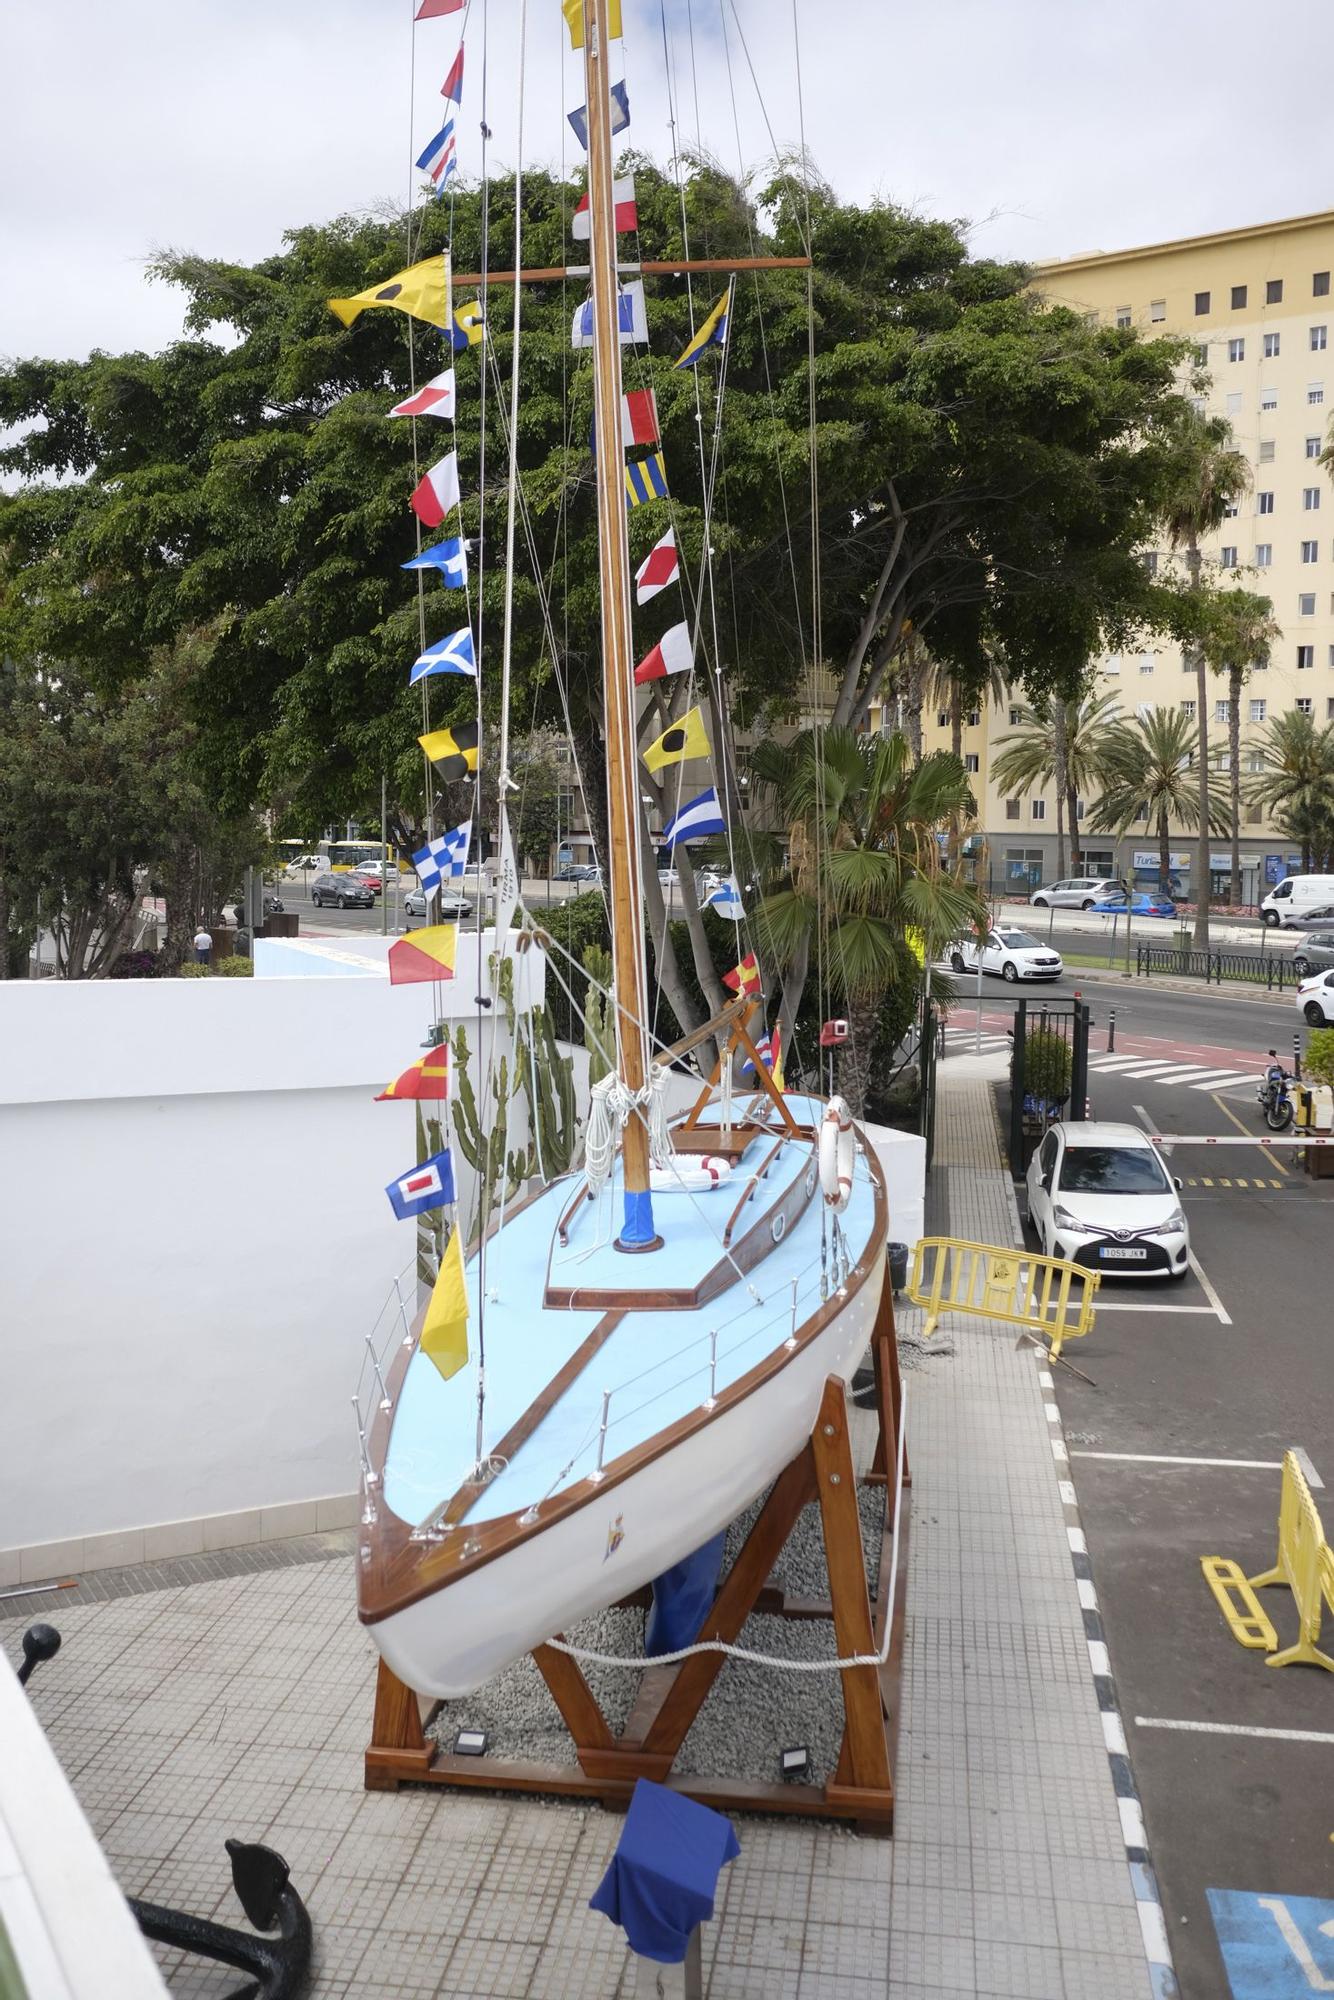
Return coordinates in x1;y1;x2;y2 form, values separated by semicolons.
1023;1028;1073;1121
1301;1029;1334;1172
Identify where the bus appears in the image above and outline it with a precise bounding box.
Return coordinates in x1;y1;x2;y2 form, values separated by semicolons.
276;838;411;877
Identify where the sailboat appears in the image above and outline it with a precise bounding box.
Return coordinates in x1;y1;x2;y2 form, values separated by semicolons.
353;0;889;1702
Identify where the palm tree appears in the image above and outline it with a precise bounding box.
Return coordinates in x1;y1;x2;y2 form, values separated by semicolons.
1159;413;1251;944
1245;711;1334;871
991;690;1122;877
751;727;986;1117
1089;708;1230;894
1197;586;1281;907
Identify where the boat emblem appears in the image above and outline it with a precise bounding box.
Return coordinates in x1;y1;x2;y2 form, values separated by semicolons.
604;1514;625;1562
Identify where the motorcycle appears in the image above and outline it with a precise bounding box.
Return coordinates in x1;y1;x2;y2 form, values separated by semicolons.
1258;1049;1295;1131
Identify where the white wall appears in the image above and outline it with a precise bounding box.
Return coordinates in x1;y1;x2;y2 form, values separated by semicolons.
0;938;544;1580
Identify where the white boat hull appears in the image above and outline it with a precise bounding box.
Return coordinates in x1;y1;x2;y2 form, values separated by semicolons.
367;1261;884;1698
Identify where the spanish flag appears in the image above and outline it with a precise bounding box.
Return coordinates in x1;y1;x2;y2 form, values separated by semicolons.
419;718;480;782
376;1041;450;1101
389;925;458;986
642;704;709;774
561;0;622;48
673;290;729;370
421;1228;469;1383
328;254;451;331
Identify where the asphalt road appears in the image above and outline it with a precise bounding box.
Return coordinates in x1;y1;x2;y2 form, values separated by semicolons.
1000;1011;1334;1998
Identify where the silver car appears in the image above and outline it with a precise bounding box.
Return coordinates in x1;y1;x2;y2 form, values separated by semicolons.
404;888;473;923
1029;877;1121;910
1292;931;1334;978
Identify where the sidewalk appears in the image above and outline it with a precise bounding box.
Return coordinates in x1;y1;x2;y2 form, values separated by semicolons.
3;1064;1171;1998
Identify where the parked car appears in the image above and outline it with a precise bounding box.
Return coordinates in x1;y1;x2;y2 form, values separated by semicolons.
949;928;1063;983
1297;967;1334;1026
311;872;374;909
343;869;382;896
1089;890;1176;918
566;864;603;885
657;868;679;889
1029;877;1121;910
1026;1121;1189;1280
1291;932;1334;978
404;887;473;922
1261;874;1334;928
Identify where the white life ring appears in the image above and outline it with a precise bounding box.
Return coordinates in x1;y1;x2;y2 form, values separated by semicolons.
818;1096;855;1213
649;1154;733;1194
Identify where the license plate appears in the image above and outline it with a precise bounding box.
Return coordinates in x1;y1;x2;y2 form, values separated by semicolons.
1100;1246;1147;1261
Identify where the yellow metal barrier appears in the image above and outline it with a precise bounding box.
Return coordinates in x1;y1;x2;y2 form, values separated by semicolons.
1199;1557;1278;1651
1249;1450;1334;1672
906;1236;1100;1360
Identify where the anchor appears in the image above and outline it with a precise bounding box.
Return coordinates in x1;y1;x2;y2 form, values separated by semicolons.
14;1624;313;1998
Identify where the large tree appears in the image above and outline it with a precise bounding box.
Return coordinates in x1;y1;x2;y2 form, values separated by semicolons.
990;690;1122;878
1089;706;1230;896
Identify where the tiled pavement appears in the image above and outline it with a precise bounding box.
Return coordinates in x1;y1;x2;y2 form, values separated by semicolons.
4;1063;1161;1997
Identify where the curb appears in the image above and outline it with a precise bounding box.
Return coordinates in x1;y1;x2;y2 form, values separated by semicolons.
1068;965;1297;1009
1042;1369;1179;2000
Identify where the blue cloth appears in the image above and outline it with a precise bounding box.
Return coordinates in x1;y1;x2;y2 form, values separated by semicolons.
589;1779;740;1962
645;1531;726;1656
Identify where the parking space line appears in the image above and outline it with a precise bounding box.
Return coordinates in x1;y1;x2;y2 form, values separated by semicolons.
1093;1301;1223;1314
1188;1249;1232;1323
1136;1717;1334;1745
1070;1452;1283;1468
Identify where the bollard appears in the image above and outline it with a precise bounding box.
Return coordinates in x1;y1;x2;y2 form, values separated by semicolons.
1108;1008;1116;1053
1294;1033;1303;1084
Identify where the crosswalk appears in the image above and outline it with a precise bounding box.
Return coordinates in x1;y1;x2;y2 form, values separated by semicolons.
1086;1054;1258;1093
939;1032;1011;1060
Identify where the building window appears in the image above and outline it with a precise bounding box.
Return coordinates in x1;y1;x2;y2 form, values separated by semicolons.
1195;291;1210;315
1310;384;1326;405
1247;805;1263;824
1309;436;1323;458
1075;798;1086;820
1143;551;1159;577
1139;653;1154;674
1265;331;1282;357
1031;799;1046;822
1259;439;1276;461
1224;497;1240;515
1261;388;1279;411
1267;279;1284;304
1298;644;1315;668
1300;594;1317;617
1248;749;1266;771
1220;547;1238;568
1328;699;1334;721
1250;697;1267;721
1005;798;1020;821
936;711;947;728
1133;803;1149;821
1106;654;1122;675
1258;491;1275;513
966;709;980;727
1314;325;1329;351
1226;392;1243;418
1216;752;1232;772
1150;299;1166;322
964;753;979;773
1008;705;1021;725
1195;343;1210;367
1317;273;1332;298
1115;305;1132;328
1330;644;1334;667
1256;543;1273;566
1191;395;1206;415
1303;540;1320;563
1215;700;1230;722
1305;487;1322;509
1232;285;1248;310
1228;337;1245;362
1298;698;1313;715
1181;699;1196;719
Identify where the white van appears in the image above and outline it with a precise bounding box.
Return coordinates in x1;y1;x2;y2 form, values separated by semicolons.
1260;875;1334;929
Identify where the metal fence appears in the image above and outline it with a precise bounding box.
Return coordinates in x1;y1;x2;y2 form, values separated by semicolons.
1007;997;1090;1173
1135;942;1302;990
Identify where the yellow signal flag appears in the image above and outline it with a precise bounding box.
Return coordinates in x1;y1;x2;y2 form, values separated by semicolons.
418;718;480;783
421;1228;469;1383
328;254;451;331
562;0;622;49
388;925;458;986
642;704;709;774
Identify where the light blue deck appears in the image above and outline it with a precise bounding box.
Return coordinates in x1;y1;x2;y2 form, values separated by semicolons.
382;1097;880;1528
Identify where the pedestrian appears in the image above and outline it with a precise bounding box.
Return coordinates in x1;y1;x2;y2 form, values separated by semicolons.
193;925;212;966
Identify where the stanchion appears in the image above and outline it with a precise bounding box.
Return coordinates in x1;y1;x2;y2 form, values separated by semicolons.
1294;1033;1303;1083
1108;1008;1116;1053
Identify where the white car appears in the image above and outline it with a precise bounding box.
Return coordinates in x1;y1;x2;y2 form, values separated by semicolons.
1029;876;1120;910
949;928;1064;983
1297;967;1334;1026
1026;1122;1189;1280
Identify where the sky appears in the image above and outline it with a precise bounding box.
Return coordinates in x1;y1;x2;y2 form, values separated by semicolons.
1;0;1329;365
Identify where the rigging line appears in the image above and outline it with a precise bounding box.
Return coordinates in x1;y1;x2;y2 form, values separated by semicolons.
404;2;436;843
723;0;809;261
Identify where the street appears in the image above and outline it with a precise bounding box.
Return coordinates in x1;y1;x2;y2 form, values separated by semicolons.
947;967;1334;1999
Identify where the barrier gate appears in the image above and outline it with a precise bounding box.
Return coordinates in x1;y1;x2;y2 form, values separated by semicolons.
907;1236;1100;1360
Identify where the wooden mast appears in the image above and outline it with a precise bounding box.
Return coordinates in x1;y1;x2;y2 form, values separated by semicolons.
581;0;658;1251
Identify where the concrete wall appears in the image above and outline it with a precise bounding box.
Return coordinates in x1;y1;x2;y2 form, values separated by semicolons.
0;937;542;1584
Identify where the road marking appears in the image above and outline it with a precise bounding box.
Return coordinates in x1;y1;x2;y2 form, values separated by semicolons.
1294;1446;1325;1491
1131;1102;1231;1323
1096;1060;1185;1077
1070;1451;1283;1468
1137;1717;1334;1744
1188;1070;1257;1090
1093;1301;1223;1314
1214;1090;1290;1177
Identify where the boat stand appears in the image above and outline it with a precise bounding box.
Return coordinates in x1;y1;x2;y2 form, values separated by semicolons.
364;1283;909;1832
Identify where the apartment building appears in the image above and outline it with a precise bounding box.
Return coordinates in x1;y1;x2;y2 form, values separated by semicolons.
910;208;1334;902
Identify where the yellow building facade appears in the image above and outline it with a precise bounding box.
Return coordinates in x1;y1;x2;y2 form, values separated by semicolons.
905;209;1334;903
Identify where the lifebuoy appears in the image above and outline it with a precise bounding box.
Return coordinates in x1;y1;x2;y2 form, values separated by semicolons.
818;1096;855;1213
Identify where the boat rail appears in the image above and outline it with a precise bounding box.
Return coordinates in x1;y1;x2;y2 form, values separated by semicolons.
353;1145;874;1529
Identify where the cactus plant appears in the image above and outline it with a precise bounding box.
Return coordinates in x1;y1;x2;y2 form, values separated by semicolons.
582;944;614;1089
